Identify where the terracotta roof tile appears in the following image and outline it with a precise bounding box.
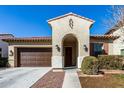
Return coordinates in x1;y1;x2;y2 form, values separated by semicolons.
105;21;124;35
2;36;52;42
2;34;119;44
90;35;119;40
0;34;14;39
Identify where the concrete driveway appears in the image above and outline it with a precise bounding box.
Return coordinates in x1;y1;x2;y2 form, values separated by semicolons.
0;67;51;88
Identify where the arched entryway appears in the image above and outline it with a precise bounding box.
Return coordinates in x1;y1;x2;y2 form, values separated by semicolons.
62;34;78;68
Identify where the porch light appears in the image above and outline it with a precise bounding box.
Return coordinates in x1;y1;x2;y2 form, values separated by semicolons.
83;44;88;52
102;45;104;50
56;45;60;52
9;50;14;56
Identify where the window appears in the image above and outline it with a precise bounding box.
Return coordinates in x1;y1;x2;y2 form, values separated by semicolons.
93;43;103;56
121;49;124;55
0;48;1;57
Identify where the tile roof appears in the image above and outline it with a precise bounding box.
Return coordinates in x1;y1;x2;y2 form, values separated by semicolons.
105;21;124;35
2;36;52;42
105;26;120;35
2;35;119;43
90;35;119;40
0;34;14;39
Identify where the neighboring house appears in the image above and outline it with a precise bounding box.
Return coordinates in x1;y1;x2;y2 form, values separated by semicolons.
0;34;14;58
2;12;119;68
105;25;124;55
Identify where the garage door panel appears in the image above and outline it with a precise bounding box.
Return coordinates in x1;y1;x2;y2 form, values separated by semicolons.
17;48;52;67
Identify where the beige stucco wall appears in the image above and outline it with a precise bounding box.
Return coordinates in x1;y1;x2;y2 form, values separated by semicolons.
109;26;124;55
48;14;94;68
108;43;114;55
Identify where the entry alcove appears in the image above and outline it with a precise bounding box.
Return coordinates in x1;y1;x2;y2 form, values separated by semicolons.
62;34;78;67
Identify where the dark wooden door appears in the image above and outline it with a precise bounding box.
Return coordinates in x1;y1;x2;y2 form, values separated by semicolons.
64;47;72;67
17;48;52;67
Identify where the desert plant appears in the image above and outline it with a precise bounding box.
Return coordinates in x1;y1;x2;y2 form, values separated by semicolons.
81;56;99;75
0;57;8;67
98;55;124;70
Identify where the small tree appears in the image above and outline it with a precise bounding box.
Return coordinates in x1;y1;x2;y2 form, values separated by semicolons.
103;6;124;44
104;6;124;31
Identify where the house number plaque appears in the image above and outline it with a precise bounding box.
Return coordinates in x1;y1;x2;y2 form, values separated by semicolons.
69;19;73;29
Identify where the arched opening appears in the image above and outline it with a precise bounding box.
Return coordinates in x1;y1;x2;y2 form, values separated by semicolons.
62;34;78;68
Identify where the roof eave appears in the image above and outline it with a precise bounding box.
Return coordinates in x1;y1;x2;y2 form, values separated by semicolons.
47;12;95;23
90;35;119;40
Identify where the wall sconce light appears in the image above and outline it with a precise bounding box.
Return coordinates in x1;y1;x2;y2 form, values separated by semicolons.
9;50;14;56
56;45;60;52
102;45;104;50
83;44;88;52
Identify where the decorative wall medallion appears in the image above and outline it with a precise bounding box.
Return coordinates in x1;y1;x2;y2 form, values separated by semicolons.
69;19;73;29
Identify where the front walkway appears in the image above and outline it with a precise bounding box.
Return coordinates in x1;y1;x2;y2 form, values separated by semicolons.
62;69;81;88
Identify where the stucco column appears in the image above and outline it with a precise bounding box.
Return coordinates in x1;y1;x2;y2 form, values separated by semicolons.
52;56;63;68
8;46;15;67
51;38;63;68
77;38;90;68
77;42;84;68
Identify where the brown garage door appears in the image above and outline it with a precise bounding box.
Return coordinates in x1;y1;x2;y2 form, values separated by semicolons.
17;48;52;67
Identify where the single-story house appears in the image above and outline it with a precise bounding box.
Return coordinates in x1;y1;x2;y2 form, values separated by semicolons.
2;12;120;68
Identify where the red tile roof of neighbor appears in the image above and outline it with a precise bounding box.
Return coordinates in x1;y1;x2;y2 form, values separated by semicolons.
105;21;124;35
0;34;14;39
90;35;119;40
2;35;119;43
105;26;120;35
2;36;52;42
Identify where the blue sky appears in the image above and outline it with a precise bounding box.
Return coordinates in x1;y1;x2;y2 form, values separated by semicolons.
0;5;112;37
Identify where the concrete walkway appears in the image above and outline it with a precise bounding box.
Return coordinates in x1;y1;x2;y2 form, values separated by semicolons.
0;67;51;88
62;69;81;88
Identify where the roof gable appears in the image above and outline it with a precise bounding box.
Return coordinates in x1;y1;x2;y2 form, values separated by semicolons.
47;12;94;23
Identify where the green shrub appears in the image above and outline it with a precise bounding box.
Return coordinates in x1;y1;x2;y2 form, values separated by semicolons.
98;55;124;70
81;56;99;75
0;57;8;67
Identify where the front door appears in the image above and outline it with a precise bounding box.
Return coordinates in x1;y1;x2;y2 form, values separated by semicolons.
64;47;72;67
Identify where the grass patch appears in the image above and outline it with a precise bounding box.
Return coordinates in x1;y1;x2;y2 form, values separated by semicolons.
112;74;124;79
